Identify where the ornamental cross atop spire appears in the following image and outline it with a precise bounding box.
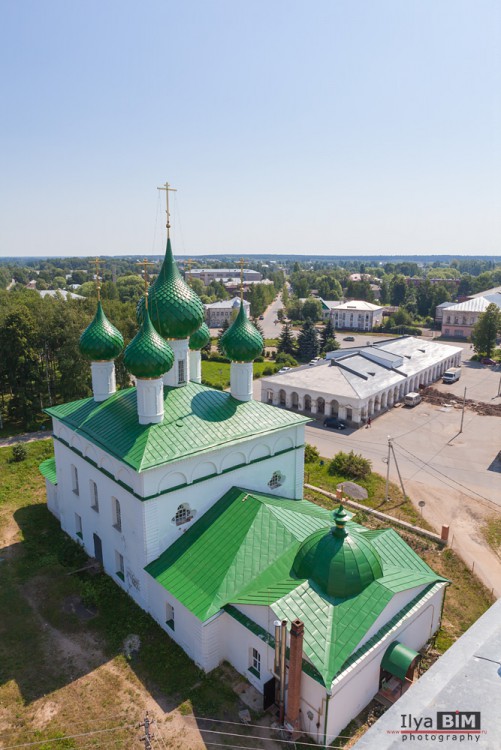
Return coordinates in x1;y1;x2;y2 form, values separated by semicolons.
239;257;245;301
157;181;177;236
137;258;156;309
94;257;103;301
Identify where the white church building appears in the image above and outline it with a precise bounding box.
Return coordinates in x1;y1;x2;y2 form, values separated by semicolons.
40;235;447;745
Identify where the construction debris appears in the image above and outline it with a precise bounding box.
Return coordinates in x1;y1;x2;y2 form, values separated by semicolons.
423;387;501;417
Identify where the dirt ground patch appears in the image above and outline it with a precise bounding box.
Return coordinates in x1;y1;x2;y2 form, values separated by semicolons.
423;386;501;417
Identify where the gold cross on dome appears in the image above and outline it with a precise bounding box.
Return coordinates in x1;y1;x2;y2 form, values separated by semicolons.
93;257;103;300
239;257;245;301
157;181;177;235
136;258;156;309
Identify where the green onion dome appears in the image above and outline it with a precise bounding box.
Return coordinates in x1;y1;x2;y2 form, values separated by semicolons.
189;322;211;350
293;505;383;598
124;307;174;379
137;238;204;339
79;301;124;361
220;302;263;362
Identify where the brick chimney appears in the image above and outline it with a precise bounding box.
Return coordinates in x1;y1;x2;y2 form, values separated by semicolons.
285;618;304;731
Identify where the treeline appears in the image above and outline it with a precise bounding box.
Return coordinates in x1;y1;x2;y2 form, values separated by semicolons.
0;289;138;430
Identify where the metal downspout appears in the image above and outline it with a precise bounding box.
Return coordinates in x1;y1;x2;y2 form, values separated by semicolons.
323;690;332;749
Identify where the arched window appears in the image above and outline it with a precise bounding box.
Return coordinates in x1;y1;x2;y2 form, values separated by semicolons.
268;471;285;490
172;503;195;526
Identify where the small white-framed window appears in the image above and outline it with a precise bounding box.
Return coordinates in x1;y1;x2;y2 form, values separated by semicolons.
112;497;122;532
178;359;186;384
268;471;284;490
75;513;83;539
90;480;99;512
165;602;175;630
172;503;195;526
249;647;261;678
71;464;79;495
115;550;124;580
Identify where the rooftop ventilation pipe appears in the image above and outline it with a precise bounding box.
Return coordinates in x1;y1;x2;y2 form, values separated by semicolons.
279;619;287;724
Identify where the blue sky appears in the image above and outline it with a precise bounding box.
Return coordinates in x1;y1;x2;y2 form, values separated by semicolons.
1;0;500;257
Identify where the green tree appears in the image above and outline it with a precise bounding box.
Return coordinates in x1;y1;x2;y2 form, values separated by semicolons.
389;275;407;306
217;318;230;355
277;322;296;356
302;298;323;322
321;318;335;350
471;303;501;357
0;309;44;428
297;320;320;361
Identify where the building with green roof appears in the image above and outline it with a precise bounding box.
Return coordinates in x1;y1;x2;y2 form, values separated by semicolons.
40;199;447;746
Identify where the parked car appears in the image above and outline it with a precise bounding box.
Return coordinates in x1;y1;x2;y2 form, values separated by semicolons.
343;336;355;342
259;315;264;320
481;357;496;365
323;417;346;430
308;360;318;366
278;367;290;374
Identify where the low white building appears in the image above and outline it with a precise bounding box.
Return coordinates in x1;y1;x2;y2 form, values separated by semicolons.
191;268;262;284
329;300;384;331
39;232;447;745
205;297;250;327
261;337;462;426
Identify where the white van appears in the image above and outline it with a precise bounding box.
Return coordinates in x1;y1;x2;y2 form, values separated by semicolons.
443;367;461;384
404;392;422;407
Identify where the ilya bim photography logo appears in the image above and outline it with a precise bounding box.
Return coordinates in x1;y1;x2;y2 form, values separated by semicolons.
389;711;487;743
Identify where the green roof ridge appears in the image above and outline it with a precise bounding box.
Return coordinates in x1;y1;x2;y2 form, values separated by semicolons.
79;301;124;361
138;238;204;339
220;302;263;362
189;321;211;350
124;306;174;379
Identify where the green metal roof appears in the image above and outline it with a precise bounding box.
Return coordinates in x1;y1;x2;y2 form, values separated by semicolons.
145;486;447;686
79;301;124;361
381;641;419;680
123;306;174;379
39;457;57;485
45;382;309;472
220;302;263;362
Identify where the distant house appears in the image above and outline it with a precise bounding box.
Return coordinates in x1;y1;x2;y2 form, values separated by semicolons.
205;297;251;327
319;299;342;321
441;293;501;339
329;301;384;331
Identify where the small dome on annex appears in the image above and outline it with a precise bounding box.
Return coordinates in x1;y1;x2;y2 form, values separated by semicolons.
293;505;383;598
138;238;204;340
220;301;263;362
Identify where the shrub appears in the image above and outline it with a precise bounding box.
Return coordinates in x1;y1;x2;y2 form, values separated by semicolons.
275;352;298;366
304;443;320;464
11;444;28;462
328;450;371;480
262;367;273;376
254;355;264;363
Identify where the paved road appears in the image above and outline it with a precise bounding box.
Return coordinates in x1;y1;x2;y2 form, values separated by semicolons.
0;430;52;447
259;293;284;338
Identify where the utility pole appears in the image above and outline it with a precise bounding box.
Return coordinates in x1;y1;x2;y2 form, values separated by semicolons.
384;436;391;502
138;711;154;750
459;387;467;434
389;440;407;501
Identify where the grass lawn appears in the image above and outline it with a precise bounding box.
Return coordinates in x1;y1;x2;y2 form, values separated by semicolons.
201;360;281;388
482;515;501;558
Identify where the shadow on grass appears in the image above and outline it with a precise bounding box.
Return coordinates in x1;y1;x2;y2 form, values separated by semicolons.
1;503;251;732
